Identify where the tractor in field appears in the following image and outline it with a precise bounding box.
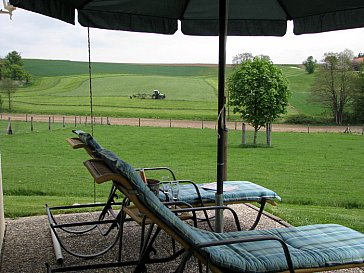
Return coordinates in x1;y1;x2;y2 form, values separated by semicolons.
151;90;166;99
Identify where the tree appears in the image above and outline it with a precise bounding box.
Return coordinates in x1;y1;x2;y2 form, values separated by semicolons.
232;53;253;66
0;51;31;82
228;56;289;144
352;64;364;123
0;78;17;112
303;56;317;74
311;49;356;124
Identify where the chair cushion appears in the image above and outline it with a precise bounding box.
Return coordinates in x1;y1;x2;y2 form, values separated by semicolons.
159;181;281;204
192;224;364;272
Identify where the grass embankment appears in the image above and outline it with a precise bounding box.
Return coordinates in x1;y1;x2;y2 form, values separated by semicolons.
0;120;363;232
5;59;325;121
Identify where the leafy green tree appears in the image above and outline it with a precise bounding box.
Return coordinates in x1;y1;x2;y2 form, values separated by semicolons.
0;51;31;82
228;56;289;144
5;51;23;66
311;49;356;124
352;64;364;123
303;56;317;74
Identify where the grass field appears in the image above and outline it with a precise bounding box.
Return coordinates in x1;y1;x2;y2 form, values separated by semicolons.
1;120;363;232
2;59;326;121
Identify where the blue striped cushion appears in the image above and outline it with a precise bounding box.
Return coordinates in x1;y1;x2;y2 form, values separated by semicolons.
191;224;364;272
159;181;281;203
96;148;364;272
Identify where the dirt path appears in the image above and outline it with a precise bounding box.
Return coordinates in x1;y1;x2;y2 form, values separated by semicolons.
1;113;363;133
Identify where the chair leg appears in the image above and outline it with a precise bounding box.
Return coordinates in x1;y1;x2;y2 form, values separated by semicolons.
134;225;161;273
249;199;267;230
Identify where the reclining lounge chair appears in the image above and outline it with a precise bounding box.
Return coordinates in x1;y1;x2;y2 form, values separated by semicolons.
67;130;281;230
78;148;364;273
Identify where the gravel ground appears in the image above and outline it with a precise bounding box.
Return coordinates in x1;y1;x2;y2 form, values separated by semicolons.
0;204;363;273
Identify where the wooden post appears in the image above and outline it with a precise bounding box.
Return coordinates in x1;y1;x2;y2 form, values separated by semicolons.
25;114;28;122
234;121;237;130
138;118;141;127
308;124;310;134
31;117;34;132
107;117;110;125
62;117;65;128
202;120;204;129
241;123;246;145
101;117;103;125
266;123;272;147
85;116;88;125
6;118;12;135
52;115;55;123
48;117;51;131
79;116;81;124
74;116;77;127
169;119;172;128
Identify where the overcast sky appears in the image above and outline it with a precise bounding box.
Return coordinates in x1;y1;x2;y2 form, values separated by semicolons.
1;8;364;65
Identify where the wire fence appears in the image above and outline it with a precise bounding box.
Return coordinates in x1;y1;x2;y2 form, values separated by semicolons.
1;113;364;135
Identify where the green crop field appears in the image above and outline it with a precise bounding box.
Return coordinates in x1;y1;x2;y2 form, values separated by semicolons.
3;59;326;121
0;121;363;232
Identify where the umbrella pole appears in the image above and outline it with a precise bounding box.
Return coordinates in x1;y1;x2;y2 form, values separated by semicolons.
215;0;228;233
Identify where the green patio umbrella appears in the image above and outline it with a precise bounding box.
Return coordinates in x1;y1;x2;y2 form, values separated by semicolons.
10;0;364;231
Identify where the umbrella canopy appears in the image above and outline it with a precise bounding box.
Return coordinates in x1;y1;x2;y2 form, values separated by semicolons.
9;0;364;230
8;0;364;36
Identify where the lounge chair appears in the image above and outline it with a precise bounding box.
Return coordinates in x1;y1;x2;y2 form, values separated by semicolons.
77;148;364;273
67;130;281;230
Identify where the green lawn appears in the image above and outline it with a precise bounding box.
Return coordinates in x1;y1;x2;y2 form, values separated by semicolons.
0;120;363;232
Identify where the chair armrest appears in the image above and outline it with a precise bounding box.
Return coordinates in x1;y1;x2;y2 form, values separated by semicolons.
171;205;242;231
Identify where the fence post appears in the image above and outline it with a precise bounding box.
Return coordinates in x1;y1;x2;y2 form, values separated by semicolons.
241;123;246;145
169;119;172;128
48;117;51;130
85;116;88;125
107;117;110;125
202;120;204;129
6;117;12;135
62;117;65;128
25;114;28;122
266;123;272;147
31;117;34;132
52;115;55;123
74;116;77;127
101;117;103;125
308;124;310;134
138;118;141;127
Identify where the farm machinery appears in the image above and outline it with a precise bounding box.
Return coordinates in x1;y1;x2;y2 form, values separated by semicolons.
130;89;166;99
